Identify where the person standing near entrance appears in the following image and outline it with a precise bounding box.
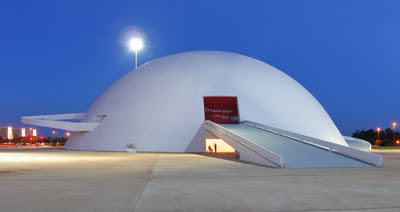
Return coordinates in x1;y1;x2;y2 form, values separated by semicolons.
214;143;217;153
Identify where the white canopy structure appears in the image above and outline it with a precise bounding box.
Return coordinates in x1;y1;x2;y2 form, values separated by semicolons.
22;51;383;168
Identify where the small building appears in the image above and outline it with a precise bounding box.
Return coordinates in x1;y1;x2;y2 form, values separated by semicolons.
0;127;37;140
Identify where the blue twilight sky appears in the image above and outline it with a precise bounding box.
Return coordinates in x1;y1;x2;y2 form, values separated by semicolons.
0;0;399;137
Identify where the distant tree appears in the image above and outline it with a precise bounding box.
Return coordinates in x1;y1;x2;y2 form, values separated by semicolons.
351;130;359;138
380;130;387;141
352;128;399;146
43;137;52;144
382;128;393;146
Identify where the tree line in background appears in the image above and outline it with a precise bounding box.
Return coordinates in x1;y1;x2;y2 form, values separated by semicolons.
352;128;400;146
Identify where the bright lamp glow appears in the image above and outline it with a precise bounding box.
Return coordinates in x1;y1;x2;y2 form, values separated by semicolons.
129;38;143;52
21;128;26;137
7;126;13;140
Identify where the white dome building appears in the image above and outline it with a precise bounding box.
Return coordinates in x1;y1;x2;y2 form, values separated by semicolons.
23;51;382;168
65;51;346;151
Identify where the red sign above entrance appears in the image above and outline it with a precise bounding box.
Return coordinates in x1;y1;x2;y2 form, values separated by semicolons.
203;96;240;124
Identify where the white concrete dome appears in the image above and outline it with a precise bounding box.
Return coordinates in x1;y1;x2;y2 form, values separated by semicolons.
64;51;347;151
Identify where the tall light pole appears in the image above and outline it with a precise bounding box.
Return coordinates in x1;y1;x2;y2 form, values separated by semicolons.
377;127;381;140
129;38;144;69
393;122;397;145
66;132;70;143
52;130;59;146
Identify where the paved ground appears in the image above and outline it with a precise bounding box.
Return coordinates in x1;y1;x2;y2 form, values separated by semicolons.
0;148;399;212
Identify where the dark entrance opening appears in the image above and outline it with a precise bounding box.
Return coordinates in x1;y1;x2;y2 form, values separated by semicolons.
203;96;240;124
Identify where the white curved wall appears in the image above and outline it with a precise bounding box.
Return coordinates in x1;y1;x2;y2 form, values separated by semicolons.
64;51;347;151
343;136;372;150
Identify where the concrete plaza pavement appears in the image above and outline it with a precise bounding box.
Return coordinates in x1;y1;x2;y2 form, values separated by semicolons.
0;148;399;212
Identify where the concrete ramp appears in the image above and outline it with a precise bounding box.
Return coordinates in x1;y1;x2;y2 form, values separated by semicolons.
197;121;383;168
221;124;373;168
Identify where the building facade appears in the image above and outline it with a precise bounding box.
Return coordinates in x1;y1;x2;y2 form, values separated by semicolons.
0;127;37;140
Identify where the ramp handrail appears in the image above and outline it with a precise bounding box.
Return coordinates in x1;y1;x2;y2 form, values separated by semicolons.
243;120;383;167
205;121;284;168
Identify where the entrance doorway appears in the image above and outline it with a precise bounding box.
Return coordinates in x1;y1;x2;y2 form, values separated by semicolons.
206;139;235;153
203;96;240;124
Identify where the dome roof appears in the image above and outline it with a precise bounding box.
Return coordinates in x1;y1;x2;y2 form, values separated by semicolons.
64;51;347;151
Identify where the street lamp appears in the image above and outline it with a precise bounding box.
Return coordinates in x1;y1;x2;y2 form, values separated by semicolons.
129;38;144;69
377;127;381;140
393;122;397;145
52;130;59;146
66;132;70;142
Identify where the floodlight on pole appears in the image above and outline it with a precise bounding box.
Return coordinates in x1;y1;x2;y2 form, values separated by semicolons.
377;127;381;140
393;122;397;145
129;38;143;69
